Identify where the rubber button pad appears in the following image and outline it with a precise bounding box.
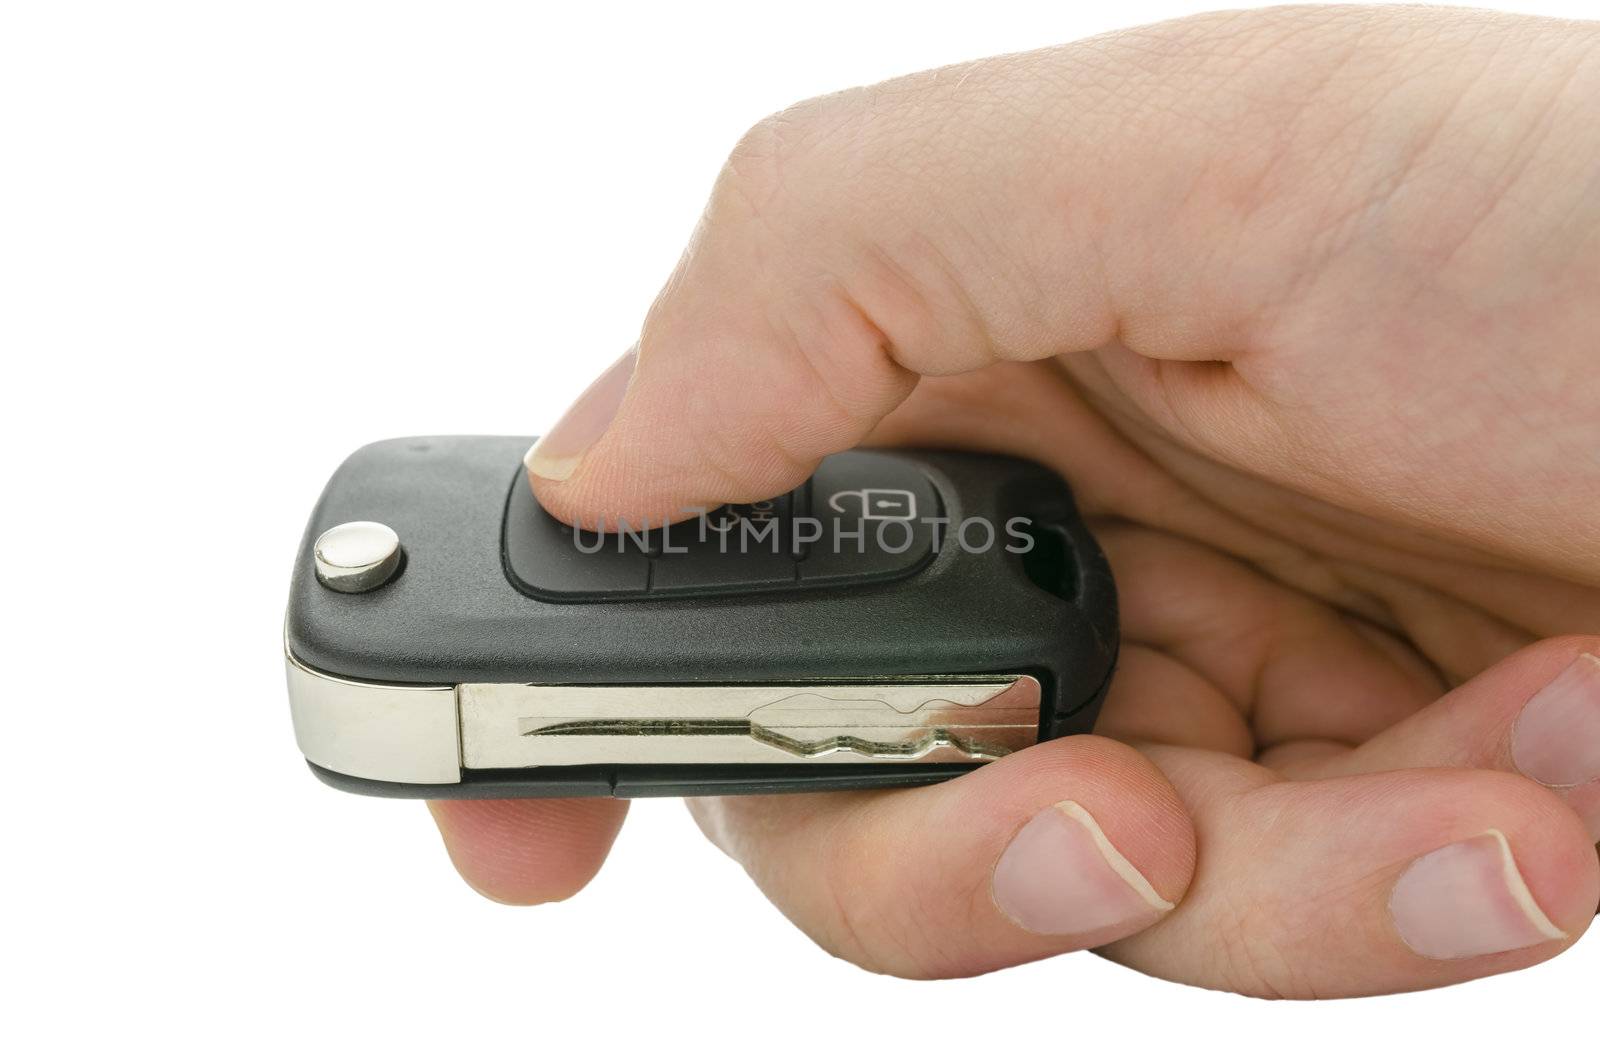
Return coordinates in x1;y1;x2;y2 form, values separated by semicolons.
503;451;940;600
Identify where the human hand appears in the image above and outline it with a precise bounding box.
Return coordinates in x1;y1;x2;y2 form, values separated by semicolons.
430;5;1600;997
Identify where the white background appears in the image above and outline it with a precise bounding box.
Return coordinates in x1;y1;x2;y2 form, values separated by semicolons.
4;1;1595;1056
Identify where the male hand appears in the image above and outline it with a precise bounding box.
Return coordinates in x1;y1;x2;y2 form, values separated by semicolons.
431;5;1600;997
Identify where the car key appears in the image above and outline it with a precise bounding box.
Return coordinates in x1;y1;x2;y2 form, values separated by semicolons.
284;436;1118;798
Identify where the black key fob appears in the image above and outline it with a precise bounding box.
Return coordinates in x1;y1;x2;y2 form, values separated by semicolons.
285;436;1118;798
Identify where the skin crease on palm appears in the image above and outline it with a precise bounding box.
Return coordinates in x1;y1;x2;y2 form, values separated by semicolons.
426;6;1600;998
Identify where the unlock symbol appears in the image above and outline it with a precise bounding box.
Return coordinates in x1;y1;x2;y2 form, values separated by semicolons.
827;488;917;521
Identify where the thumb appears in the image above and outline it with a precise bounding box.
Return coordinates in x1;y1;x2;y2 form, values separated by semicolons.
523;6;1537;527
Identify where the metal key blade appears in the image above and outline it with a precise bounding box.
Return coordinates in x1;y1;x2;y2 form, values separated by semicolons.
459;676;1042;768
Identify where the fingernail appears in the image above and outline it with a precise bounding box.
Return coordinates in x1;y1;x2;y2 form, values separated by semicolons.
524;350;637;482
1389;830;1566;960
991;800;1173;937
1511;654;1600;787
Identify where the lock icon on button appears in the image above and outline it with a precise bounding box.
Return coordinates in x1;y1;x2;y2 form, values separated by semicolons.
827;488;917;521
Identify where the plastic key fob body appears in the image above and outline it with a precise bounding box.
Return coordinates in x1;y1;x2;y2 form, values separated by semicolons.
285;436;1118;798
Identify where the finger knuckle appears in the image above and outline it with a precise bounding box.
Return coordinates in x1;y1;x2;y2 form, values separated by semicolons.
718;98;852;228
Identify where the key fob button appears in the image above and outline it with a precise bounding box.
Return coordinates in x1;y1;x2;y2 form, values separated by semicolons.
796;451;940;585
503;450;943;599
650;494;799;592
648;548;796;591
313;520;404;593
504;473;651;597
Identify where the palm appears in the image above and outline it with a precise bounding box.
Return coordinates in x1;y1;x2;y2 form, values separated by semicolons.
836;355;1600;990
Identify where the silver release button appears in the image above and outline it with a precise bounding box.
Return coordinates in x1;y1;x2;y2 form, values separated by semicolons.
314;521;403;593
